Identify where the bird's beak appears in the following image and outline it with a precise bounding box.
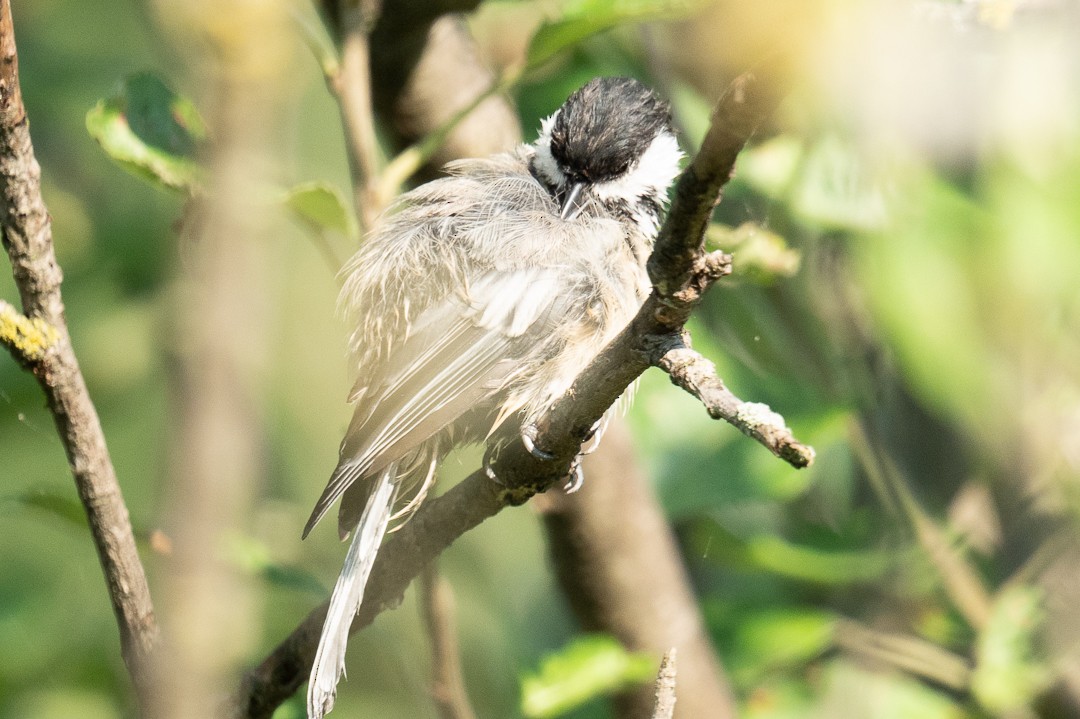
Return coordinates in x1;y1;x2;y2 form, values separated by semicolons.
560;182;588;221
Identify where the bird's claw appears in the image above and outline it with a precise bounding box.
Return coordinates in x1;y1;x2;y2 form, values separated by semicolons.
563;457;585;493
579;416;609;457
521;424;556;461
518;424;587;493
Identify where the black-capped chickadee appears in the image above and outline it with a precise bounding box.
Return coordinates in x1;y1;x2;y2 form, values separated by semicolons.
304;76;683;718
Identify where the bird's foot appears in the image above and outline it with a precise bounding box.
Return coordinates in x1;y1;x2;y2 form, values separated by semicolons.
563;455;585;493
517;424;587;493
521;423;556;461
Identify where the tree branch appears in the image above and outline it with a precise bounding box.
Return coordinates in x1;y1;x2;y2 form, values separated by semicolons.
542;424;737;719
0;0;157;703
655;335;814;467
325;2;383;231
231;70;809;717
652;649;678;719
420;564;478;719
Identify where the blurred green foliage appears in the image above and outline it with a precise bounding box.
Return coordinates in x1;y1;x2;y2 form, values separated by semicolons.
85;72;206;193
520;634;657;718
3;1;1080;719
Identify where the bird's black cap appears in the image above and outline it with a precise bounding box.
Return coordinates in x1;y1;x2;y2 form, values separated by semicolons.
549;77;672;184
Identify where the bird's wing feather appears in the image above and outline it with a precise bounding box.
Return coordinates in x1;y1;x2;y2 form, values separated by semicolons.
303;267;560;537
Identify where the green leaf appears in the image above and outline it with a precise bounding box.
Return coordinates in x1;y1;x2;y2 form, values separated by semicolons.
745;534;893;584
226;532;326;595
971;586;1049;714
86;72;206;192
708;222;801;283
525;0;702;71
730;609;837;685
520;634;657;718
6;488;87;530
791;135;887;231
283;182;358;240
737;134;887;231
735;134;804;199
686;522;894;585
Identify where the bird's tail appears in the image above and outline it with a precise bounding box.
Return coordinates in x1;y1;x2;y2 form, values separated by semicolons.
307;467;397;719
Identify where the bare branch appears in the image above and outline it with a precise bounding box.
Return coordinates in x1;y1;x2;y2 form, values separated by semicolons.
655;335;815;468
420;564;478;719
652;649;678;719
0;0;157;701
833;619;971;691
326;4;383;231
648;73;773;313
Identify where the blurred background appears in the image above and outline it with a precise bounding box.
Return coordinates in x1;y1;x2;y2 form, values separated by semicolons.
2;0;1080;717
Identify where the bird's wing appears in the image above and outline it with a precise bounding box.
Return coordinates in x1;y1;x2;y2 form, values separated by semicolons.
303;266;561;537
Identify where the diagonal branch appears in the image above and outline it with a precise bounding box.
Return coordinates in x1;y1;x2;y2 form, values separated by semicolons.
655;335;814;467
0;0;157;704
231;71;812;718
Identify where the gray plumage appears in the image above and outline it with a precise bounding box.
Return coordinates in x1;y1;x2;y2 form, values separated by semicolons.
305;77;682;718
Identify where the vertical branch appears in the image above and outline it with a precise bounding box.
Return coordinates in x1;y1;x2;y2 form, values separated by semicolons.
541;423;738;719
0;0;158;703
419;564;479;719
149;3;291;717
329;3;384;231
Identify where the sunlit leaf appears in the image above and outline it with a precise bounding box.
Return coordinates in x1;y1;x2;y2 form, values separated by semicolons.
283;182;358;240
817;660;965;719
708;222;801;283
737;134;887;231
520;634;657;718
86;72;206;192
971;586;1049;714
737;134;804;200
526;0;702;71
792;135;887;230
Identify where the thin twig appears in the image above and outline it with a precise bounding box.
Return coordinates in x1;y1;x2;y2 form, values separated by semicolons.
834;618;971;691
0;0;157;703
655;335;814;467
376;70;515;202
652;649;678;719
420;564;478;719
850;420;992;629
326;3;383;231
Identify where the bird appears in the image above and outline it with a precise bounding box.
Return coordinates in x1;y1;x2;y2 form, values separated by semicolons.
304;76;683;718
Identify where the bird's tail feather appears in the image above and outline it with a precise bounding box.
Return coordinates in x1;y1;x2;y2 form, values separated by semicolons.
307;467;397;719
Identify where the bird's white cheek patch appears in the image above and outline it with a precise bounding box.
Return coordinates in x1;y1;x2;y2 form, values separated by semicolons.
592;131;683;205
531;113;567;188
